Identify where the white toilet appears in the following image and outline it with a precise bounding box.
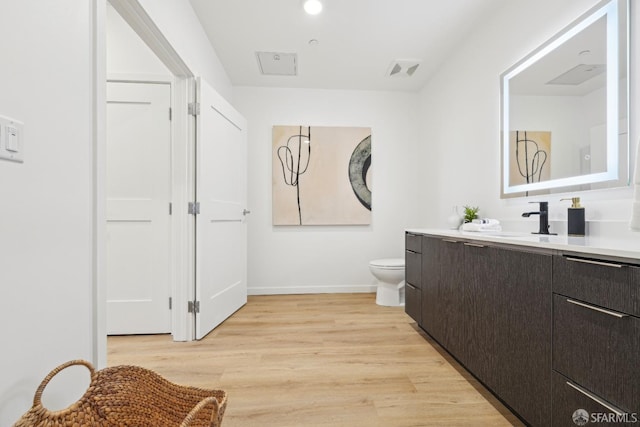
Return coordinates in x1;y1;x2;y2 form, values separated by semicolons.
369;258;405;307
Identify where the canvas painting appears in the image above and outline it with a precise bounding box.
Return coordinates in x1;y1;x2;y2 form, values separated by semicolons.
272;125;372;225
509;130;551;185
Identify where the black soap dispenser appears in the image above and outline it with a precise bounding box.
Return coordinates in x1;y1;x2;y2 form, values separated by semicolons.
561;197;585;236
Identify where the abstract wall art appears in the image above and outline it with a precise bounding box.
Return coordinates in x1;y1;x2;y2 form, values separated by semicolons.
272;125;372;225
509;130;551;185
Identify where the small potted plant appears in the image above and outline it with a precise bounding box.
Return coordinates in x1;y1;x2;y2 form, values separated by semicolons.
463;205;479;223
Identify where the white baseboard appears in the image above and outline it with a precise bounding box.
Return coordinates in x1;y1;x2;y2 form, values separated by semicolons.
248;284;377;296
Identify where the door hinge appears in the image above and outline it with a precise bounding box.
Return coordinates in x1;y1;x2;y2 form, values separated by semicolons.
188;300;200;313
188;202;200;215
169;297;172;310
169;202;172;215
169;107;172;121
188;102;200;116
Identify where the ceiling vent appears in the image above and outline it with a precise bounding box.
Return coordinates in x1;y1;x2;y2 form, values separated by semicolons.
387;59;421;78
256;52;297;76
546;63;606;85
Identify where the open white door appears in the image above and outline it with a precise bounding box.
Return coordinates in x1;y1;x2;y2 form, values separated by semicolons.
194;77;248;340
106;81;172;335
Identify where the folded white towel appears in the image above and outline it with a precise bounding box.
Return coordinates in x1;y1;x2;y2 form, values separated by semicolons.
472;218;500;226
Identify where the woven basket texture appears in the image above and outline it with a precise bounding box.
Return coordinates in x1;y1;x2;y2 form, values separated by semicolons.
13;360;227;427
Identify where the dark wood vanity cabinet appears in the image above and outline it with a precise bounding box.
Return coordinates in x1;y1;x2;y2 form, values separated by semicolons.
415;235;552;426
405;232;640;426
552;255;640;425
404;233;422;324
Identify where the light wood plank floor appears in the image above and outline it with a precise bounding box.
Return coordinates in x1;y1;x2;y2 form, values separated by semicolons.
108;293;523;426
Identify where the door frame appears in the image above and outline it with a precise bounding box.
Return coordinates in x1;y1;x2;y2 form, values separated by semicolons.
96;0;198;366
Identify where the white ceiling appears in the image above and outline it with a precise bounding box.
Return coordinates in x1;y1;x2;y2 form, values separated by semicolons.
188;0;509;92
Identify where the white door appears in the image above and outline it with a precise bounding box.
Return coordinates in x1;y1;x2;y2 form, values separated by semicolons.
106;81;172;335
195;77;248;339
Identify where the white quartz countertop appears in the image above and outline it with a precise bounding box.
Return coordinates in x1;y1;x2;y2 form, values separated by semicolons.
406;228;640;262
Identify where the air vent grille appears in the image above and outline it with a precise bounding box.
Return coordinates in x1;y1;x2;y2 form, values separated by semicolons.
546;64;606;85
256;52;297;76
387;59;421;78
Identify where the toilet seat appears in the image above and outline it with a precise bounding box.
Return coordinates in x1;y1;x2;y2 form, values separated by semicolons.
369;258;404;269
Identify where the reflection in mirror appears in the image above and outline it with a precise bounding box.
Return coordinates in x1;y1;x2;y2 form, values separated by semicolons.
501;0;629;197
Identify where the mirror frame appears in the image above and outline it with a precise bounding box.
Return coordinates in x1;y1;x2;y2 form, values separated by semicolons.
501;0;629;196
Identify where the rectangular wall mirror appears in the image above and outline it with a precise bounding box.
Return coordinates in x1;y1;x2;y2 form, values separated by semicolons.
501;0;630;197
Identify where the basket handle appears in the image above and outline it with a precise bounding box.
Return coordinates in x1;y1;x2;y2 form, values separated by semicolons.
180;396;222;427
33;359;95;408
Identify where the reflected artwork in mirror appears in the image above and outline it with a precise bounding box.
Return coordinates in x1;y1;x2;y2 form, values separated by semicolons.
501;0;629;197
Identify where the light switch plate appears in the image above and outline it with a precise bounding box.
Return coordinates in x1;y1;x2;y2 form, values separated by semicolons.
0;114;24;163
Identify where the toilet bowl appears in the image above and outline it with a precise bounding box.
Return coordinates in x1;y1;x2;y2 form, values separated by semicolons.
369;258;405;307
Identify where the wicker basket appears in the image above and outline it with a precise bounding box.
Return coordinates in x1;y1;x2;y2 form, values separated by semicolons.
13;359;227;427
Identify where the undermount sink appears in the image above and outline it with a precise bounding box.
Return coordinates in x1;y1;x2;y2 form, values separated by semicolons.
478;231;539;239
460;230;562;241
488;231;529;237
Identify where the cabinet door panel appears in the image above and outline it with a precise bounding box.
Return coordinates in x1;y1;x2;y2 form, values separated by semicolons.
553;294;639;413
553;255;638;317
466;244;552;426
437;239;466;359
494;248;552;427
405;250;421;289
405;245;422;323
405;232;422;253
463;243;498;384
420;236;465;359
404;283;421;324
552;371;637;427
421;237;441;338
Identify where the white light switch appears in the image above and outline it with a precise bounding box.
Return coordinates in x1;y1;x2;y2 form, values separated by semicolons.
6;126;18;152
0;115;24;163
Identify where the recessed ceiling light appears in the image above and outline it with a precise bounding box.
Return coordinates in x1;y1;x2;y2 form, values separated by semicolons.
303;0;323;15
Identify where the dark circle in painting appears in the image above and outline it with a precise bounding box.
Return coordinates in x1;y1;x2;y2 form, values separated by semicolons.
348;135;372;211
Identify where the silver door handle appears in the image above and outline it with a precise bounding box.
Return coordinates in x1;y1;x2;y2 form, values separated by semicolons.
464;243;485;248
566;299;628;319
565;381;625;416
242;209;251;216
566;257;623;268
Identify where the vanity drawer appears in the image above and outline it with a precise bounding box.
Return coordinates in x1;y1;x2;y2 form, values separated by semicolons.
405;233;422;253
553;294;639;413
405;250;421;289
553;255;639;317
405;283;421;324
552;371;638;426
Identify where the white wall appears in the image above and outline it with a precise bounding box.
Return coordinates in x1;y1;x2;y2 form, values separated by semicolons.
107;3;170;76
136;0;233;101
416;0;639;237
0;1;98;424
234;87;422;294
0;0;235;422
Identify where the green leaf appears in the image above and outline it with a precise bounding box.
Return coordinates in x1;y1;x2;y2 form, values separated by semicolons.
463;205;479;223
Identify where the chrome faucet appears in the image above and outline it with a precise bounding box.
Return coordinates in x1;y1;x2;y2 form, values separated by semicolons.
522;201;556;235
